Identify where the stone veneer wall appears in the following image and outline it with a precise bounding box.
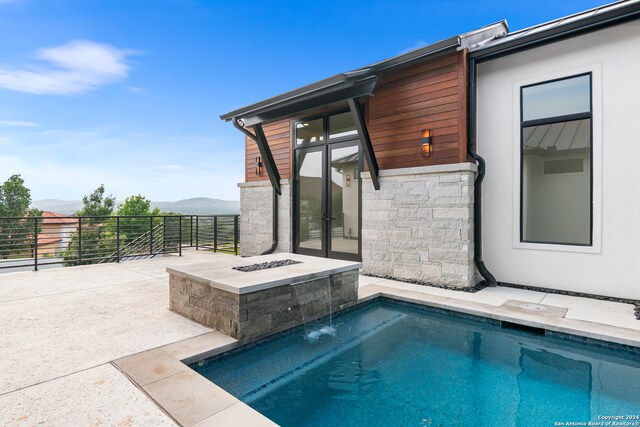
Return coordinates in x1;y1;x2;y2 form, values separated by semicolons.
237;179;291;256
169;269;358;342
361;163;478;288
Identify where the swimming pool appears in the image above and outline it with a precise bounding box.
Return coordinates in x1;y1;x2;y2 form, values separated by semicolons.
194;299;640;426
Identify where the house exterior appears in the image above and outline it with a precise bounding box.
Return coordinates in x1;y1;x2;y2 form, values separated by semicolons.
38;211;76;256
222;0;640;300
471;2;640;300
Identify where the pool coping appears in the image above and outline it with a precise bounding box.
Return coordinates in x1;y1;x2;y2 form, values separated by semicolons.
114;284;640;426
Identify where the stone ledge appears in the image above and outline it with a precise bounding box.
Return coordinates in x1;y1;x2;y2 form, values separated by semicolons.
361;162;477;178
167;253;361;295
237;179;292;188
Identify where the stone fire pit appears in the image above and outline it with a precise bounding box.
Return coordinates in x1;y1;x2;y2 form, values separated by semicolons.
167;253;361;342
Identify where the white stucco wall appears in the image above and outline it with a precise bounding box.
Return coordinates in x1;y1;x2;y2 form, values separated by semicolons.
477;20;640;300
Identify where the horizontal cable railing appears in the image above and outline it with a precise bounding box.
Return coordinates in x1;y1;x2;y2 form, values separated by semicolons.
0;214;240;272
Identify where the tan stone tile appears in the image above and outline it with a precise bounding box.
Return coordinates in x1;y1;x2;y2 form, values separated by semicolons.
161;331;238;363
358;274;387;287
541;293;639;331
114;349;189;387
500;299;568;318
434;296;501;318
554;318;640;348
143;370;237;426
192;402;278;427
381;288;451;308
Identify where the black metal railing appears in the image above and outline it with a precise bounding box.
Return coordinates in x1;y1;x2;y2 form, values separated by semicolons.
0;214;240;272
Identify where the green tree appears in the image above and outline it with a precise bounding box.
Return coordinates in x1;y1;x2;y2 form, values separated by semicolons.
116;194;160;216
63;185;116;265
76;184;115;218
0;175;42;259
116;195;161;242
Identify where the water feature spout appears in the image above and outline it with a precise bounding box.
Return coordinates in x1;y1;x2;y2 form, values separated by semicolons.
290;277;335;341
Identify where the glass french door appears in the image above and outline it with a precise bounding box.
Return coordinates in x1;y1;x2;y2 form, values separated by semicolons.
295;140;361;261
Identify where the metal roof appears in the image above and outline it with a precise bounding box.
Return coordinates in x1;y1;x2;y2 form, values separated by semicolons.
524;119;591;152
220;23;507;124
469;0;640;60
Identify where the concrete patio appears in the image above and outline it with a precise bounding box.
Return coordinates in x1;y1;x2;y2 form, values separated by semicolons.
1;250;639;426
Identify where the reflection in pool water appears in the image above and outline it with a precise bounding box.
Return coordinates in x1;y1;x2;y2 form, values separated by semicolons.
195;300;640;427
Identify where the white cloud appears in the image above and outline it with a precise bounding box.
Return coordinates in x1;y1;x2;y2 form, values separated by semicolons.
128;86;147;95
0;120;38;127
0;40;137;95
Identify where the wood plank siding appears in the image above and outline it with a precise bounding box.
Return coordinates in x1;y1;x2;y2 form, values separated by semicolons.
367;50;468;169
245;119;291;182
243;50;468;181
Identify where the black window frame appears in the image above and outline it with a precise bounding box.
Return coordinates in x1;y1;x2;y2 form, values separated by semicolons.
293;109;359;147
292;109;363;262
519;72;593;247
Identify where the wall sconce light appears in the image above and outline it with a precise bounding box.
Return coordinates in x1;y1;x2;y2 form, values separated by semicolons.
421;129;432;158
255;156;262;175
346;174;351;187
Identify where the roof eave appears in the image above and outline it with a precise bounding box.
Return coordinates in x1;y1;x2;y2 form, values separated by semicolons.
470;1;640;61
219;36;463;123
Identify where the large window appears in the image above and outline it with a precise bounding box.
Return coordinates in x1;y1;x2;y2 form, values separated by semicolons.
520;74;592;246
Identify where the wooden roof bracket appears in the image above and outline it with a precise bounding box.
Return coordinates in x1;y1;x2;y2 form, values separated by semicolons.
348;97;380;190
233;118;282;195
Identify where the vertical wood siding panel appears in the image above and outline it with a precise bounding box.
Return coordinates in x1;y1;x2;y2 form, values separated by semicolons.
244;118;291;182
367;51;467;169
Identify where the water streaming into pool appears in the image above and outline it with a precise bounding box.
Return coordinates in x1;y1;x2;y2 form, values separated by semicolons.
194;299;640;426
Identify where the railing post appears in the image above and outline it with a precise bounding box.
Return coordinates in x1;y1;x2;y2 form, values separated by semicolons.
214;216;218;253
33;217;38;272
195;216;199;250
78;217;82;265
116;216;120;263
234;215;239;255
149;216;154;255
190;216;194;247
163;216;167;254
179;216;183;256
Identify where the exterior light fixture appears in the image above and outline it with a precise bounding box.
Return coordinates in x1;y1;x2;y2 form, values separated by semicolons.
421;129;432;158
255;156;262;175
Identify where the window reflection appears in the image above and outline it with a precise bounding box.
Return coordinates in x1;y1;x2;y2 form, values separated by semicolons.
522;75;590;121
296;118;323;145
330;146;359;254
329;112;357;139
521;74;592;245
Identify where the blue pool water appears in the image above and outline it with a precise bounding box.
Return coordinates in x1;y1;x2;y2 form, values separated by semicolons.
194;300;640;426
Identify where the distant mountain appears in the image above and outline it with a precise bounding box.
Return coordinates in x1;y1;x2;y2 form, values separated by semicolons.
32;197;240;216
150;198;239;215
31;199;84;214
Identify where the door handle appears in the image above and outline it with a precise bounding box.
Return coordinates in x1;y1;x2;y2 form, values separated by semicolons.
321;211;335;221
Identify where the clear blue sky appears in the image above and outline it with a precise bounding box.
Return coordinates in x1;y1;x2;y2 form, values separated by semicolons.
0;0;606;201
